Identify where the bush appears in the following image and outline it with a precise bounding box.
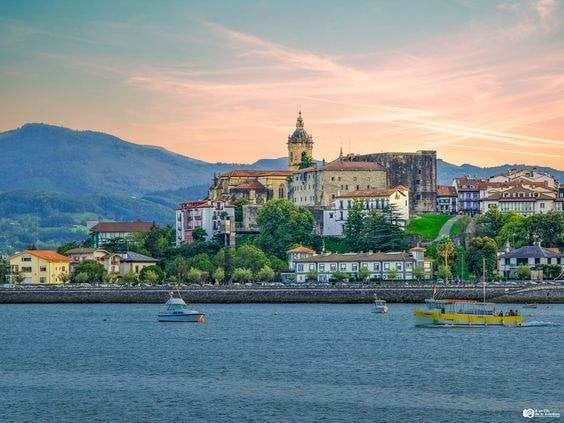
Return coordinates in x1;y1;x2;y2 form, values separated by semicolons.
186;268;203;284
516;265;531;280
358;267;371;282
120;271;139;285
139;265;164;283
213;267;225;284
232;268;252;283
257;265;275;282
332;270;348;282
306;270;318;282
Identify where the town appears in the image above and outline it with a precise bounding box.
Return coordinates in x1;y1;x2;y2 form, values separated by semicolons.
2;113;562;287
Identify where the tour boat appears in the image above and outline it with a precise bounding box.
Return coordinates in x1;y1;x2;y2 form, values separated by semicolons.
414;299;523;327
158;292;205;322
373;294;388;314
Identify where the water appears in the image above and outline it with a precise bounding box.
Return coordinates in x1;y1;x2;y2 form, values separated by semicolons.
1;303;562;422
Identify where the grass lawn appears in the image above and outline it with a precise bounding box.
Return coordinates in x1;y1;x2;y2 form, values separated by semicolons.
406;213;451;240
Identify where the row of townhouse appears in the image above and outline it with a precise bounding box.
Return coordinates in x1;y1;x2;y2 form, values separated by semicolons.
66;247;158;276
288;246;432;283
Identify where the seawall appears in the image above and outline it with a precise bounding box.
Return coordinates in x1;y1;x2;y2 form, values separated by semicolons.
0;285;562;304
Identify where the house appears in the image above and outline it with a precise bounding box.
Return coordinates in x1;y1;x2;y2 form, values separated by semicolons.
489;169;558;190
436;185;457;213
554;187;564;212
480;185;556;215
322;186;409;236
89;221;153;247
117;251;159;275
498;245;563;279
65;247;111;272
293;248;432;283
453;177;482;215
288;157;387;208
8;250;70;284
176;200;235;245
287;245;316;271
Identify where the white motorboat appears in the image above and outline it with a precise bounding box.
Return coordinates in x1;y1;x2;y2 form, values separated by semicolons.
373;294;388;314
158;292;205;322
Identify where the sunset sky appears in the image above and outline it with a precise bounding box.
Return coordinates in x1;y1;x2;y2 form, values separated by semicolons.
1;0;563;167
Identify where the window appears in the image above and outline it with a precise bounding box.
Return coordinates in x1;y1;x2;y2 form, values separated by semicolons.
373;263;380;271
309;264;316;271
352;264;358;271
297;264;304;271
22;266;32;272
340;263;346;270
330;264;337;271
40;266;47;272
396;263;403;271
384;262;390;270
40;277;46;283
319;264;325;271
22;257;32;262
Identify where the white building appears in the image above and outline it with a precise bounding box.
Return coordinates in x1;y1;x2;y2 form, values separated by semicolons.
322;186;409;237
480;185;556;215
489;169;558;190
498;245;563;279
176;200;235;245
293;247;431;283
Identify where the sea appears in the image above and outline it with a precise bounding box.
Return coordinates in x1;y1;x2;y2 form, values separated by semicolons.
0;303;562;422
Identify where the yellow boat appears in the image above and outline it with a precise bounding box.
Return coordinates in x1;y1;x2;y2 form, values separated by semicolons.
414;299;523;327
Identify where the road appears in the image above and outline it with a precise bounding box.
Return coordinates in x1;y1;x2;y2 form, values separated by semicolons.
435;215;461;240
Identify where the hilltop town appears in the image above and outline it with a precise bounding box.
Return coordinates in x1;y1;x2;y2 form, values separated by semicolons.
1;113;563;286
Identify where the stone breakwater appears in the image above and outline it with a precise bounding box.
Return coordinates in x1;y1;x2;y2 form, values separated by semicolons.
0;285;562;304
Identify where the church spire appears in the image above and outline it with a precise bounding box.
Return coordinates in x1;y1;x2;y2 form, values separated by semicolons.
296;110;304;129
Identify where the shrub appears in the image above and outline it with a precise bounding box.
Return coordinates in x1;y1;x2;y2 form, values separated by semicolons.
257;265;275;282
516;265;531;280
232;268;252;283
139;265;164;283
186;268;203;284
121;271;139;285
332;270;348;282
213;267;225;284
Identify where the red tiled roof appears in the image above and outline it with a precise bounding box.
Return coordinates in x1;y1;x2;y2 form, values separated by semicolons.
437;185;457;196
25;250;70;262
90;221;153;233
287;245;316;254
336;186;408;199
230;180;267;191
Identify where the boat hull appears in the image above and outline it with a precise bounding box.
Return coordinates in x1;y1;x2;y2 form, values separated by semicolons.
414;310;522;327
373;305;388;314
158;313;205;322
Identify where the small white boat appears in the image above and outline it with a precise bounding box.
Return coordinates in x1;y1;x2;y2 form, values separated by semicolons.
523;303;538;309
373;295;388;314
158;292;205;322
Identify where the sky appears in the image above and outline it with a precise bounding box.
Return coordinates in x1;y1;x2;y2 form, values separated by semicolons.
0;0;563;168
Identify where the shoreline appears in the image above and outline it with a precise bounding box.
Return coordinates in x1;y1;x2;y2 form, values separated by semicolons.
0;284;562;304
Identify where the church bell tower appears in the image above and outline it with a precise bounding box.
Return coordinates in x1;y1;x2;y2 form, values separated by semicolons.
287;111;314;171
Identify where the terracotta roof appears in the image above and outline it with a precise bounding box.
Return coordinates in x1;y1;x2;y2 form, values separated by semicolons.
437;185;457;197
25;250;70;262
297;158;385;173
220;170;292;178
409;246;426;252
230;180;267;191
294;251;415;263
287;246;316;254
336;186;408;199
90;221;153;233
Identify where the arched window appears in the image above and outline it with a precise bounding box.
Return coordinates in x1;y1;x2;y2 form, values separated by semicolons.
278;185;285;198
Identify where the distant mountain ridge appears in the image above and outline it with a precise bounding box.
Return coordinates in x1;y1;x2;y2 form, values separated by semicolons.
0;123;561;252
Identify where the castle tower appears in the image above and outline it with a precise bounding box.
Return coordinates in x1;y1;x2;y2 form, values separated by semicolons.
287;111;314;171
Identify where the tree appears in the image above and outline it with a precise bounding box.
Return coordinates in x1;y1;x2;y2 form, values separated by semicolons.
361;210;408;252
436;236;455;282
233;244;270;274
75;272;89;284
496;214;528;249
192;227;208;242
269;256;288;272
527;211;564;247
0;258;10;284
213;267;225;284
214;248;235;280
387;269;398;281
257;265;275;282
101;237;130;253
436;265;452;280
413;265;425;282
332;270;349;282
190;253;215;274
58;273;70;284
256;199;315;259
540;264;562;280
139;224;174;259
139;265;164;283
232;268;252;283
121;271;139;285
186;268;203;284
71;260;107;283
306;270;318;282
166;257;190;283
358;266;371;282
515;265;531;280
467;236;498;280
343;200;365;252
476;206;510;238
298;155;314;169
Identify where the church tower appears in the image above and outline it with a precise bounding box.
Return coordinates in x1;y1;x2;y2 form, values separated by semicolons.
287;111;314;171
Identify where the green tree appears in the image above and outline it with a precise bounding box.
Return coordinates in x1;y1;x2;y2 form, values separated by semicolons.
540;264;562;280
214;248;235;280
58;273;70;284
192;227;208;242
496;214;528;249
257;265;275;282
101;237;130;253
139;224;174;259
343;200;365;252
413;265;425;282
467;236;498;280
75;272;89;284
0;258;10;284
361;210;408;252
332;270;349;282
476;206;510;237
190;253;215;274
186;268;203;284
139;265;164;283
256;199;315;259
306;270;318;282
358;266;371;282
121;270;139;285
232;267;253;283
213;267;225;284
298;155;314;169
436;265;452;280
233;244;270;274
166;257;190;283
387;269;399;281
527;211;564;247
436;236;455;267
71;260;107;283
269;256;288;272
516;265;531;280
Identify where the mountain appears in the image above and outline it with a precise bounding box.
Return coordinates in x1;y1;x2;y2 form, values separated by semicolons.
0;123;561;253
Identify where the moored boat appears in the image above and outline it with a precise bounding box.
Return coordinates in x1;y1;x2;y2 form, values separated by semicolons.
414;299;523;327
523;303;538;309
373;295;388;314
158;292;205;322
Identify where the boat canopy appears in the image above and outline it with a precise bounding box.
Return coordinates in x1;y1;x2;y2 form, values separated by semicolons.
425;299;496;315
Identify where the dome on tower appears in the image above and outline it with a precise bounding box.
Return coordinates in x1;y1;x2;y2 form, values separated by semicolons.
288;111;313;145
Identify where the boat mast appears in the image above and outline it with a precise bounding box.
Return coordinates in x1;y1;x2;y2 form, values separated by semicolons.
482;257;486;304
